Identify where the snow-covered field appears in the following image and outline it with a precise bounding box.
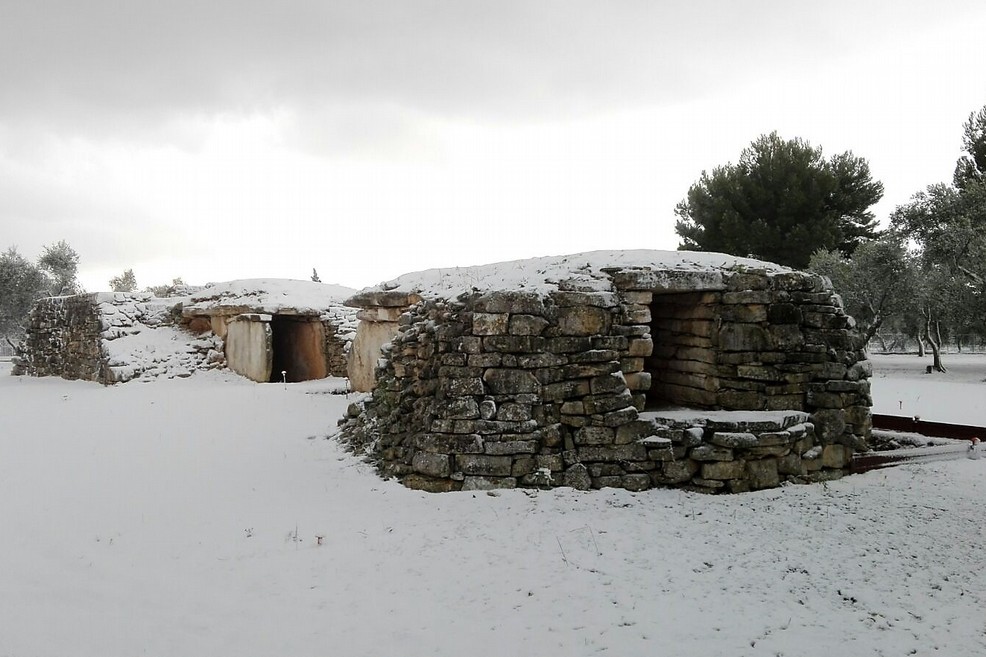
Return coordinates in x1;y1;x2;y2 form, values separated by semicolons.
1;358;984;656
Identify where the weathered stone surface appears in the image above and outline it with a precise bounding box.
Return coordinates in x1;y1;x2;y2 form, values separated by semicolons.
710;431;759;448
415;434;484;454
509;314;550;336
701;460;746;480
557;306;611;336
225;316;273;383
718;324;767;352
484;440;538;455
577;445;648;462
402;474;460;493
821;444;850;468
471;291;545;314
746;459;780;489
455;454;513;476
812;409;847;441
461;476;518;491
339;260;871;496
621;474;652;491
348;318;400;392
690;445;734;461
574;426;615;445
472;313;510;335
483;369;538;394
563;463;592;490
412;452;451;478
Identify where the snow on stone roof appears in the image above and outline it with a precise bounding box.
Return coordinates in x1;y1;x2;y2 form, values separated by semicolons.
183;279;357;317
352;250;792;303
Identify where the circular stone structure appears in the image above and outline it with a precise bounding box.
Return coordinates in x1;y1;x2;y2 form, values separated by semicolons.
339;250;871;493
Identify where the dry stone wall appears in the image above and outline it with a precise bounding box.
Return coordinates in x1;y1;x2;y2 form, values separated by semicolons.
13;294;106;381
14;293;224;383
339;267;872;494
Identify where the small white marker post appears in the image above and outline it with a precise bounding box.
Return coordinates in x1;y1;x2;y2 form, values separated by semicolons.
281;370;287;390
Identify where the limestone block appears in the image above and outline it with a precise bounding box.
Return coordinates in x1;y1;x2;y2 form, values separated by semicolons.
821;444;850;468
718;324;767;352
224;316;272;383
621;474;652;491
356;306;405;322
483;336;545;353
690;445;734;461
472;313;510;336
767;325;805;351
557;305;611;336
621;304;652;324
597;406;636;427
545;337;594;353
484;440;538;455
624;371;652;392
563;463;592;490
552;291;621;308
589;372;627;395
777;453;806;475
766;303;803;324
511;457;537;477
509;314;550;336
718;304;767;323
441;377;486;397
536;454;565;471
483;368;538;394
472;291;545;314
414;434;484;454
443;398;480;420
402;475;460;493
710;432;759;448
455;454;514;476
575;426;615;445
846;359;873;381
412;452;452;478
701;460;746;480
496;402;532;421
461;476;518;491
811;409;847;441
660;460;699;483
577;445;648;462
744;459;780;489
347;319;400;392
627;337;654;357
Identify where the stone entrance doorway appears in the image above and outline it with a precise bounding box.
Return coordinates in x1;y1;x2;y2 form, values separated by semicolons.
645;291;720;409
224;314;327;383
269;315;327;383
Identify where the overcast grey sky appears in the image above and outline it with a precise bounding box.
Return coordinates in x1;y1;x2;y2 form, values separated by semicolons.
2;0;985;291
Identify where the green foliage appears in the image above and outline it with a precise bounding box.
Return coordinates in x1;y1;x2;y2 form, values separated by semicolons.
109;268;138;292
675;132;883;269
808;238;913;341
953;107;986;190
38;239;81;296
890;104;986;357
0;247;49;342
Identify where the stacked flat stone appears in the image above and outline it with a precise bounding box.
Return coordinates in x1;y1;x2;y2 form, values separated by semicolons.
13;294;105;381
339;266;872;493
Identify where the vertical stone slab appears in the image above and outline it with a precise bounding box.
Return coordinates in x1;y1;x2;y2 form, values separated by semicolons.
225;315;273;383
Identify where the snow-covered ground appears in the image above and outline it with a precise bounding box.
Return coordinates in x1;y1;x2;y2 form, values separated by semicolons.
1;358;984;656
870;353;986;425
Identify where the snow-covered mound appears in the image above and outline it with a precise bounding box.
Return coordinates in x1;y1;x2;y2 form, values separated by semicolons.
185;279;357;316
364;249;792;300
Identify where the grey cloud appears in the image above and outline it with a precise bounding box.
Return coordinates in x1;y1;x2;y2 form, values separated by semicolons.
3;0;974;133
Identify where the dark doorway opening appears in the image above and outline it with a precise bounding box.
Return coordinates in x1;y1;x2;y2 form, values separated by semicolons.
645;291;720;409
269;315;327;383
